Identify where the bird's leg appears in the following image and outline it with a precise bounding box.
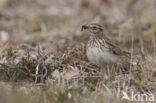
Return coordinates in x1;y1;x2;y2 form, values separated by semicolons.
98;63;110;79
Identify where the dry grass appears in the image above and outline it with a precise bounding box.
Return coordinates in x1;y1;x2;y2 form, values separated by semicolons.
0;0;156;103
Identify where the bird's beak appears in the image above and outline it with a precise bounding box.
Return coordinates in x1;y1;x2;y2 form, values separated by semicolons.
81;25;89;32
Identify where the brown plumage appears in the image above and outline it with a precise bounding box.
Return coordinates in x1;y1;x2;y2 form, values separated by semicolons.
81;23;133;72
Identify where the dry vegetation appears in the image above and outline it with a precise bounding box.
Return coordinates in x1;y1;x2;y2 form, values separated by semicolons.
0;0;156;103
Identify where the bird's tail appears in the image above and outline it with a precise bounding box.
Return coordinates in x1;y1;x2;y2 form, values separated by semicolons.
117;58;143;74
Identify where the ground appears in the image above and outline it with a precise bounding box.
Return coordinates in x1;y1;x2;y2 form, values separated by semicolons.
0;0;156;103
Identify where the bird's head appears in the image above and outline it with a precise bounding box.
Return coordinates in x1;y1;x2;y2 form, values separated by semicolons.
81;23;103;35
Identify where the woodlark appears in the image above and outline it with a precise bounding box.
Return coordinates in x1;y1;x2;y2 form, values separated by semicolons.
81;23;135;72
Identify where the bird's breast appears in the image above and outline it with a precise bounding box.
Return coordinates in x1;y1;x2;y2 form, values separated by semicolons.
87;46;118;66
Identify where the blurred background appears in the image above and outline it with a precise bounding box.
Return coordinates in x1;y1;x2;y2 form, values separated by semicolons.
0;0;156;52
0;0;156;103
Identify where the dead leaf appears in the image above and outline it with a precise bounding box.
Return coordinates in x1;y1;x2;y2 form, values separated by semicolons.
63;65;79;80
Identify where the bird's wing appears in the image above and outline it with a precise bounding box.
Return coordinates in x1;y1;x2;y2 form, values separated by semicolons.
102;37;131;58
107;41;130;57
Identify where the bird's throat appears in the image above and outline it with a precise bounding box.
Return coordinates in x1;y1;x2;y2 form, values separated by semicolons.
90;32;104;41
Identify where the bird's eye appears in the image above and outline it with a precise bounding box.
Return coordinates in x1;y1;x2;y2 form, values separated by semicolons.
93;26;96;29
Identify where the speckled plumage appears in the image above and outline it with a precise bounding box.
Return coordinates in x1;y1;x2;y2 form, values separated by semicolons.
82;23;131;69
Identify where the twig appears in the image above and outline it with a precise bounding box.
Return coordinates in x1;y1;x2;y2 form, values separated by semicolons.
35;64;40;83
37;43;48;83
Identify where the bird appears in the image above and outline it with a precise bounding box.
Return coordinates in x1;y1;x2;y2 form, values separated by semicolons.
81;23;136;73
